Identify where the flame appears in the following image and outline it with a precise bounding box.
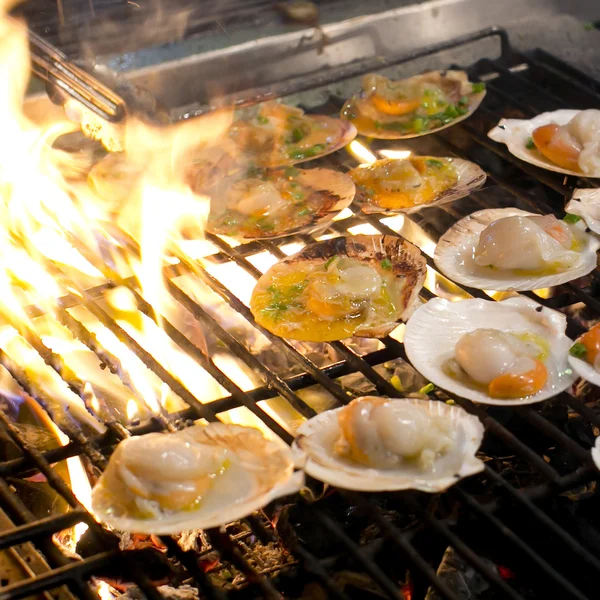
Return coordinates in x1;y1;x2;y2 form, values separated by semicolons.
95;581;114;600
348;140;377;164
379;149;412;160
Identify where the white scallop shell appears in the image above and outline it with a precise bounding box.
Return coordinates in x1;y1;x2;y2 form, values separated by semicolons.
404;296;576;406
355;158;486;215
434;207;600;291
568;354;600;388
566;189;600;235
488;109;600;177
91;423;305;534
592;437;600;470
293;397;484;492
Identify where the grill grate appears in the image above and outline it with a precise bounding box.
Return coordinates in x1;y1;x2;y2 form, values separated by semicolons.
1;26;600;600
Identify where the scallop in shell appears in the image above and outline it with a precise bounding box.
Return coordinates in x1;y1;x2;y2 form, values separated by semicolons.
293;396;484;492
91;422;304;534
207;166;355;240
350;156;485;214
567;323;600;387
434;207;599;291
565;189;600;235
488;109;600;177
341;70;486;140
229;102;356;167
250;235;426;342
404;296;576;406
88;152;144;208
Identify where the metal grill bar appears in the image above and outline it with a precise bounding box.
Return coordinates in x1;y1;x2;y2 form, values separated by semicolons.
0;25;599;600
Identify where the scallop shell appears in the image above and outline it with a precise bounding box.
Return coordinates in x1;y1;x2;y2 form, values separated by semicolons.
341;70;486;140
566;189;600;235
293;397;484;492
592;437;600;470
352;157;486;214
488;109;600;177
434;207;600;291
568;354;600;388
207;167;356;240
91;423;304;534
250;234;427;341
404;296;576;406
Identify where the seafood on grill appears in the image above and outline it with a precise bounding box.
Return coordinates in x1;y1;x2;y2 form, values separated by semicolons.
488;109;600;176
340;70;486;139
565;188;600;235
568;323;600;387
229;101;356;167
88;152;145;207
293;396;484;491
250;235;426;342
206;166;355;239
349;155;485;213
434;207;600;291
404;296;576;406
91;423;304;534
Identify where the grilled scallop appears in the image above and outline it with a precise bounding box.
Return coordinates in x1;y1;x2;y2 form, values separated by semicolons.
206;166;355;239
250;235;426;342
91;423;303;534
294;396;484;492
568;323;600;387
565;188;600;235
434;207;599;291
341;70;486;139
229;101;356;167
404;297;576;406
488;109;600;177
350;155;485;213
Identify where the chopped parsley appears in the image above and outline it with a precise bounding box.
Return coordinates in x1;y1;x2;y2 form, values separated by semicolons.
569;342;588;358
380;258;392;270
525;137;536;150
472;82;486;93
563;213;582;224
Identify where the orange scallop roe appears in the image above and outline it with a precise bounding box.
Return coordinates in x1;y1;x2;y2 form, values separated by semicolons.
532;123;581;171
487;359;548;399
579;323;600;365
371;95;421;116
337;396;388;464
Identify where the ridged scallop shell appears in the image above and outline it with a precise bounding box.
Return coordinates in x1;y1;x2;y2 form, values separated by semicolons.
488;109;600;177
207;167;355;240
250;234;427;341
341;70;486;140
404;296;576;406
91;423;304;534
352;157;486;214
293;397;484;492
566;189;600;235
434;207;600;291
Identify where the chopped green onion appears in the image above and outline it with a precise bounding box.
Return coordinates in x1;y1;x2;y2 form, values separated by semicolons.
381;121;409;131
291;127;304;143
472;82;486;93
284;166;300;178
456;105;469;116
256;218;275;231
288;143;325;160
583;21;595;31
419;382;435;395
563;213;581;224
246;166;264;178
444;104;459;119
297;207;311;216
267;284;279;294
380;258;392;270
525;137;536;150
569;342;588;358
290;280;309;293
458;96;469;106
390;375;404;392
324;255;337;270
426;159;444;168
256;115;269;125
412;117;425;133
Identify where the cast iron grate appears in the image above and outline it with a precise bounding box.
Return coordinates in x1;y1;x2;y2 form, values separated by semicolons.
0;26;599;600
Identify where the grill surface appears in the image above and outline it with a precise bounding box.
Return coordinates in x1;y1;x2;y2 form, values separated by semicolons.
1;27;600;600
